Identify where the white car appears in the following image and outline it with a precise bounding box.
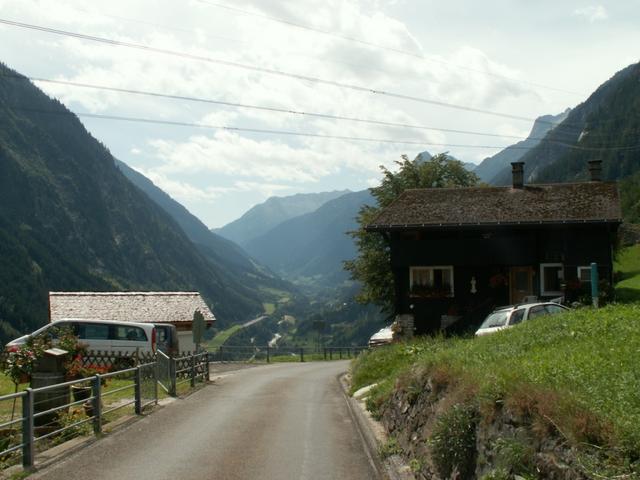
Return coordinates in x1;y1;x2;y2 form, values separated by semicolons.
368;325;394;347
475;302;569;336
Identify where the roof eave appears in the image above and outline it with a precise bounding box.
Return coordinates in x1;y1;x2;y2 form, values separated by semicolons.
365;218;623;231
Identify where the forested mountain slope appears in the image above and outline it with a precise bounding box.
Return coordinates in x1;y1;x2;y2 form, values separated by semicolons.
243;190;374;286
492;61;640;185
474;109;569;183
116;160;294;294
216;190;350;247
0;64;263;342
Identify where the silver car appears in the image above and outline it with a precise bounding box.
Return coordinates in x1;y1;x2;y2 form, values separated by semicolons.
475;302;569;336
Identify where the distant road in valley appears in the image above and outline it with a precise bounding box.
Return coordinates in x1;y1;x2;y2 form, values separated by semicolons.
33;362;377;480
241;314;268;328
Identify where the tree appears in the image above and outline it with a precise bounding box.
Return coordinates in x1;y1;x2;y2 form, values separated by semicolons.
344;153;480;314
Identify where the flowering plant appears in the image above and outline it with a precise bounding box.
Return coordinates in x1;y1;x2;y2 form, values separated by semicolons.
2;337;47;384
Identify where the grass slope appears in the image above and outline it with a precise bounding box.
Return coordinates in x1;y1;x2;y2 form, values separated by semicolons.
352;304;640;465
615;244;640;302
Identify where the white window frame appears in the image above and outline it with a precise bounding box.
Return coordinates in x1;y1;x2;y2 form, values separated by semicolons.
540;263;564;296
409;266;454;297
577;266;592;283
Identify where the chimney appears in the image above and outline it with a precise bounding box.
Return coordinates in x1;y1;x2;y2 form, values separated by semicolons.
511;162;524;189
588;160;602;182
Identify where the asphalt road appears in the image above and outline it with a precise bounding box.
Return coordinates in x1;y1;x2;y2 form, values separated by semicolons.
33;361;377;480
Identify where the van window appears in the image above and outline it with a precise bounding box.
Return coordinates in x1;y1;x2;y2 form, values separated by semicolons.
78;323;110;340
114;326;148;342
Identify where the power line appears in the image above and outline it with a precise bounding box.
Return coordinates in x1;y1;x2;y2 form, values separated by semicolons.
6;106;510;149
10;106;640;152
4;73;530;141
2;73;632;148
0;18;557;125
11;73;632;145
196;0;585;97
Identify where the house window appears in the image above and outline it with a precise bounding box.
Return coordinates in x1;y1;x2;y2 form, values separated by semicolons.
410;266;454;297
577;266;592;283
540;263;564;296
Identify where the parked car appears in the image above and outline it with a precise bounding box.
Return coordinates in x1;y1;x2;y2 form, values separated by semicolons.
154;323;179;356
475;302;569;336
4;319;157;354
368;325;394;347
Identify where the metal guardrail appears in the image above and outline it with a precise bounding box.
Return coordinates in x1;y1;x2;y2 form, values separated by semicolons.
0;352;209;470
207;345;368;363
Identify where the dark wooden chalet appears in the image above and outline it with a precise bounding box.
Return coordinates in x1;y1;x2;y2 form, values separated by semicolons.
366;161;622;335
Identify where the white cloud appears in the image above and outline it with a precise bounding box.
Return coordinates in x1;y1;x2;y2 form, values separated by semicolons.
3;0;608;226
573;5;608;23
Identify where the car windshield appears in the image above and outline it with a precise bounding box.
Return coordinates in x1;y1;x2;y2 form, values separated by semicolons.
480;311;510;329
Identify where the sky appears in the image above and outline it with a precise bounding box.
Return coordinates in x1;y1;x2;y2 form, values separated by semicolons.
1;0;639;228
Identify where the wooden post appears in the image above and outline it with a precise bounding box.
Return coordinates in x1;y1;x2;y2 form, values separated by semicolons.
323;348;327;361
22;388;34;469
92;375;102;434
266;346;270;363
170;357;177;397
300;348;304;362
190;354;196;388
329;348;333;360
205;352;210;381
339;349;342;359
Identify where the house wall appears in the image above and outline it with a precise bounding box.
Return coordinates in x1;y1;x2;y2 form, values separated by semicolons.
388;224;617;334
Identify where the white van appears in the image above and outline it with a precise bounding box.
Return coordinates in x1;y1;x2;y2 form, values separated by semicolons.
5;319;157;355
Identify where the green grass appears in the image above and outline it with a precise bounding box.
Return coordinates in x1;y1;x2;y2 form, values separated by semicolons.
263;303;276;315
352;304;640;456
206;324;243;350
615;245;640;302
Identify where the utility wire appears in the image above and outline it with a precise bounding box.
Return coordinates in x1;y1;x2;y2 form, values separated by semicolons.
4;73;530;141
10;106;640;152
196;0;585;97
4;73;627;145
0;18;559;125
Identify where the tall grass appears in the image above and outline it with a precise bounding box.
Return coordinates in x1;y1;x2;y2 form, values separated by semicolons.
352;304;640;454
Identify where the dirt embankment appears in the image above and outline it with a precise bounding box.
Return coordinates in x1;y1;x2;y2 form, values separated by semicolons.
375;370;609;480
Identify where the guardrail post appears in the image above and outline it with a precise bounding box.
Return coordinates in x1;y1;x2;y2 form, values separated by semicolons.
22;388;34;469
323;348;327;361
190;354;196;388
93;375;102;434
154;360;159;404
205;352;210;381
170;357;177;396
300;348;304;362
219;346;224;362
266;346;270;363
329;348;333;360
339;348;343;360
134;367;142;415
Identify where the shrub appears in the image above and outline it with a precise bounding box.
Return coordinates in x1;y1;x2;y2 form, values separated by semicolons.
429;403;478;479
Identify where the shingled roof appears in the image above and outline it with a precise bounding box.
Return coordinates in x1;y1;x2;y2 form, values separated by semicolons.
49;292;216;325
366;182;621;230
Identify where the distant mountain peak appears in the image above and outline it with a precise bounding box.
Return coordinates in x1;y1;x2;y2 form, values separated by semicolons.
215;190;351;247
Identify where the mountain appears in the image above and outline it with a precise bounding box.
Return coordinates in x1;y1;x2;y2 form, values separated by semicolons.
474;109;570;183
115;160;294;294
243;190;374;288
0;64;262;341
216;190;350;247
416;150;475;172
492;61;640;185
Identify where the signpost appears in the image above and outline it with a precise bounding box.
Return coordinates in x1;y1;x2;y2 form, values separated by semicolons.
590;262;599;308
